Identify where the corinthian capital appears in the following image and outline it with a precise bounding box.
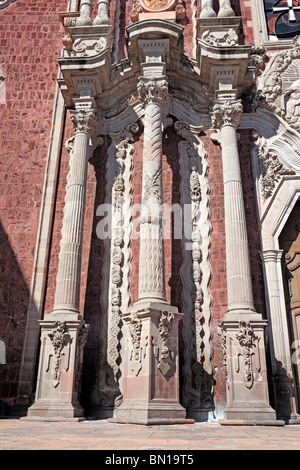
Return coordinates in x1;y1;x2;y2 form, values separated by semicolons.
212;100;243;129
137;77;168;107
70;108;97;136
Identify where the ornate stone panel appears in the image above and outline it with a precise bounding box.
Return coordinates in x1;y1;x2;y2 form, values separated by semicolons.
255;36;300;132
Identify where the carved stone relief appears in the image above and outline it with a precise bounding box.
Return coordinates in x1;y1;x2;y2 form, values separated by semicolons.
175;121;214;415
95;123;139;411
0;0;17;9
253;134;295;203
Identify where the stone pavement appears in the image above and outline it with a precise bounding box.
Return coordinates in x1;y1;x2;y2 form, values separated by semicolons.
0;419;300;451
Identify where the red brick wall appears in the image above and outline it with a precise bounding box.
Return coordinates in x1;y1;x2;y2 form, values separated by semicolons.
0;0;66;414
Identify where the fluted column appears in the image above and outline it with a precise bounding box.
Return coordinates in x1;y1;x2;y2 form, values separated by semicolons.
218;0;235;17
212;100;255;316
77;0;93;26
200;0;216;18
137;77;168;303
94;0;110;25
52;106;97;316
213;100;278;424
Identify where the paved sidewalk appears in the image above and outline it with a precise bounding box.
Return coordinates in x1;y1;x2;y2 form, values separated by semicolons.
0;419;300;450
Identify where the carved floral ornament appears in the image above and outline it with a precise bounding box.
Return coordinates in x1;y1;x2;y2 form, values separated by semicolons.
131;0;185;21
254;36;300;132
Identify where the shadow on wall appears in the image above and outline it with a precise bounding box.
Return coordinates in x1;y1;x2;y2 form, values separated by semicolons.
0;220;29;416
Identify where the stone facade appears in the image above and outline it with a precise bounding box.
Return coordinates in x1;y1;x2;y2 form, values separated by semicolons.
0;0;300;425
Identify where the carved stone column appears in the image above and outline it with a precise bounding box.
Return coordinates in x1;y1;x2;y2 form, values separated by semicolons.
94;0;110;25
113;49;187;424
200;0;216;18
213;100;279;424
260;249;300;423
25;99;96;421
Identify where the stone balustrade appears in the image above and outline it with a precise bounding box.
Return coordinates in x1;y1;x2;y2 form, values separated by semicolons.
200;0;235;18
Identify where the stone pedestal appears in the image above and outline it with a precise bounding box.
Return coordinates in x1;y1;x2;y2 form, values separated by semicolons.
219;318;281;425
113;302;188;425
24;316;89;421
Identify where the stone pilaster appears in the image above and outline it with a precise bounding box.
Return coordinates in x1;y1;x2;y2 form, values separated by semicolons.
25;99;96;421
200;0;216;18
213;100;279;425
77;0;93;26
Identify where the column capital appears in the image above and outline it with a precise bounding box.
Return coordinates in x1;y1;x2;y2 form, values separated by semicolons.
70;107;97;136
212;99;243;130
137;76;168;107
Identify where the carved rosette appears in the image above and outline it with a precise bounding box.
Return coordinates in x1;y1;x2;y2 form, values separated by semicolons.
212;100;243;130
48;322;71;388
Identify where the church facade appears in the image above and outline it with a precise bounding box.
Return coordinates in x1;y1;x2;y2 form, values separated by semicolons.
1;0;300;425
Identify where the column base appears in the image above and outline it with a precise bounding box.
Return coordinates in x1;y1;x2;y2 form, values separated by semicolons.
219;402;284;426
23;400;85;422
111;401;190;425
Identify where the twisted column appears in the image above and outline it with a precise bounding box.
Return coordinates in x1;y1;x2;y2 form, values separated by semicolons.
137;77;168;303
212;100;255;315
52;106;97;315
